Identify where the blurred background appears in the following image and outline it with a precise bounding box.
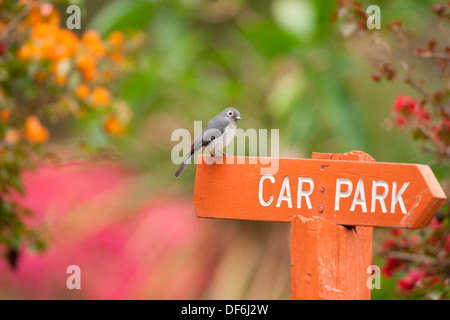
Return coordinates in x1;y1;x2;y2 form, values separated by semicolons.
0;0;448;299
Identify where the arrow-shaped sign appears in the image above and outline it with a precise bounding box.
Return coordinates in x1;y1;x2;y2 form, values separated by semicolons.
194;155;446;229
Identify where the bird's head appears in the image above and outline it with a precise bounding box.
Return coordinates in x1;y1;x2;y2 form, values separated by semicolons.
222;107;241;121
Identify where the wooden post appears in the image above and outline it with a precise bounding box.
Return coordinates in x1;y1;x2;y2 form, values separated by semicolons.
290;151;374;300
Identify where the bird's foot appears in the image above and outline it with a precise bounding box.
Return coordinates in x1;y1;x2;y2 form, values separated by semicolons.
219;150;232;156
206;151;225;164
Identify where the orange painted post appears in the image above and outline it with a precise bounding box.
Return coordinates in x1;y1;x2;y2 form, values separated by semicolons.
193;151;446;299
290;151;374;300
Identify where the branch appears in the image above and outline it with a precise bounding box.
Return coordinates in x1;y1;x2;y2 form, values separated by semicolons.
386;251;450;268
386;252;430;264
0;3;32;43
415;51;450;61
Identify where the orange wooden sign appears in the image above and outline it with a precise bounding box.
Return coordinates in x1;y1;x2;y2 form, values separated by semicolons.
194;154;446;229
193;151;446;299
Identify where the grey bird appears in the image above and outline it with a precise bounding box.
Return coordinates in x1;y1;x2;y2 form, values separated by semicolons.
175;107;241;178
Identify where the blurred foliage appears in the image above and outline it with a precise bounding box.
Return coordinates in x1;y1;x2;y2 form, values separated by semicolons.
83;0;449;190
0;0;138;267
90;0;450;299
336;0;449;299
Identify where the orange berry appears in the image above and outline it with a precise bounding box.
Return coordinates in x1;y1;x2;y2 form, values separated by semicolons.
27;6;45;26
75;84;90;100
40;38;57;60
54;74;67;86
24;116;49;143
1;108;11;122
76;54;97;80
83;69;97;81
82;29;105;57
31;22;52;39
90;86;111;107
108;50;124;63
76;54;95;69
108;31;124;47
54;29;79;60
24;2;60;27
82;30;102;44
104;115;125;136
18;43;35;60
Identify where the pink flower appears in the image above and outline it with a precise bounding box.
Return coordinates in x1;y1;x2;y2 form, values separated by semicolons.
442;118;450;129
390;228;403;237
0;162;223;299
414;106;431;123
398;277;415;291
392;96;417;112
428;217;442;230
371;74;381;82
445;235;450;253
392;96;431;127
382;256;404;277
382;238;396;250
397;268;426;291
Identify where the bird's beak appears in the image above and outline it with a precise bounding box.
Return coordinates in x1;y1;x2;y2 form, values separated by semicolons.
235;116;241;120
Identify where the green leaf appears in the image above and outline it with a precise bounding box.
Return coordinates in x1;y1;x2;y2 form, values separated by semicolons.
238;20;299;58
88;0;155;35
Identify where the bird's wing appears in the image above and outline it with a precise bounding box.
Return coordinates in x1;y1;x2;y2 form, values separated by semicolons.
202;117;229;144
190;116;229;152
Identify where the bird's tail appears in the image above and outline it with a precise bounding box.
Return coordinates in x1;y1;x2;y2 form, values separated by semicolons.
174;154;192;178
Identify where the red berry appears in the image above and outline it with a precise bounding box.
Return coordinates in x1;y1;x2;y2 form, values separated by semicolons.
382;256;404;277
408;269;426;282
429;236;439;245
392;96;417;112
428;217;442;230
445;235;450;253
382;238;396;250
398;277;415;291
391;228;403;236
414;106;431;123
397;269;426;291
371;74;381;82
432;3;446;15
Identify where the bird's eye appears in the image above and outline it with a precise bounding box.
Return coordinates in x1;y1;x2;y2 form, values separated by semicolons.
228;111;233;116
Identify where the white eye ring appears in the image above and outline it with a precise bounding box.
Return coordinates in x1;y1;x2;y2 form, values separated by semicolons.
228;111;233;116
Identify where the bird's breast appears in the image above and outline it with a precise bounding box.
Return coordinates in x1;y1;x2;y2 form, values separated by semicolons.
204;125;236;152
222;126;237;147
